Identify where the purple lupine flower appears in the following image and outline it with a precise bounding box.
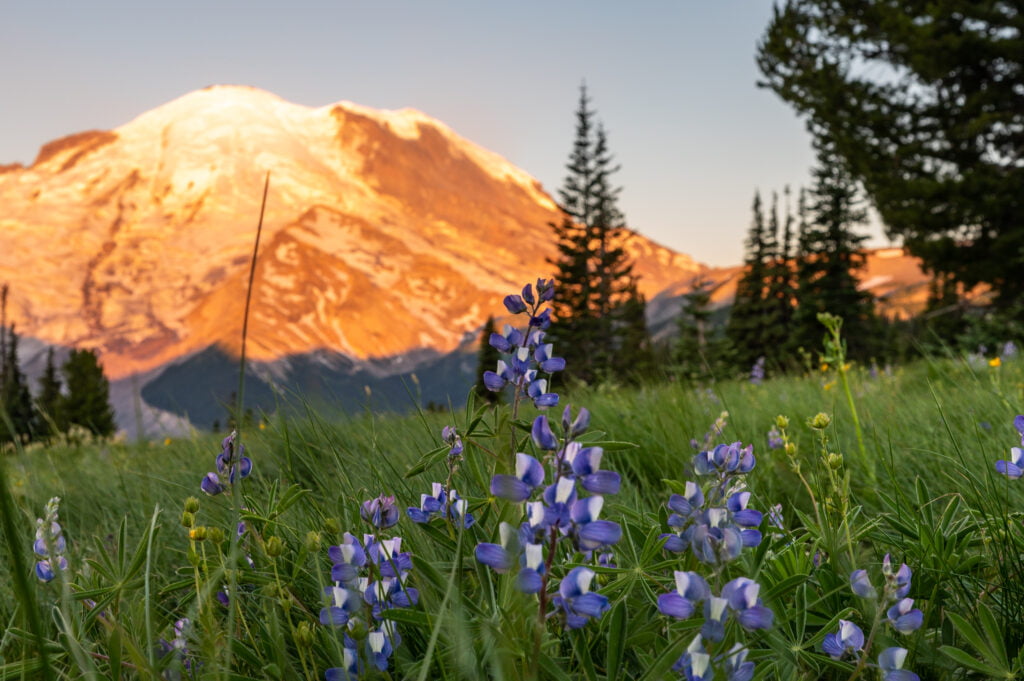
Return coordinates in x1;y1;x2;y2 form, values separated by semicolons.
1002;342;1018;360
694;442;755;477
491;452;545;501
657;570;709;619
361;494;400;529
372;537;413;578
850;569;877;598
878;647;920;681
503;294;527;314
552;566;610;629
767;427;784;450
320;585;362;626
527;378;559;408
407;482;446;523
722;644;755;681
531;415;559;450
562;405;590;437
571;496;622;551
672;635;712;681
882;554;912;599
727;491;763;546
721;577;774;631
366;630;394;671
325;647;361;681
441;425;463;457
517;543;545;594
566;445;622;495
996;446;1023;479
536;278;556;302
887;598;923;633
701;596;730;642
822;619;864;660
475;522;519;573
200;472;225;496
535;344;566;373
749;356;765;385
329;533;368;584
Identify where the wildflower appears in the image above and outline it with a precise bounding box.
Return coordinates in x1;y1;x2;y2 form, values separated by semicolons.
672;635;712;681
721;644;755;681
721;577;774;631
1002;341;1018;360
881;554;912;599
201;430;252;495
320;585;361;626
490;453;545;502
361;495;399;529
989;357;1002;368
657;571;710;619
34;497;67;583
878;647;920;681
850;569;877;598
475;522;519;573
551;566;610;629
822;619;864;660
887;598;924;633
749;356;765;385
441;425;463;458
767;427;783;450
406;483;474;528
325;647;360;681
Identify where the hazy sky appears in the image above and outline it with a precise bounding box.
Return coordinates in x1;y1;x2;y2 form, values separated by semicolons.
1;1;891;267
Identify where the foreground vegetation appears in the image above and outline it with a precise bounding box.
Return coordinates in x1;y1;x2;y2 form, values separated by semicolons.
2;328;1024;680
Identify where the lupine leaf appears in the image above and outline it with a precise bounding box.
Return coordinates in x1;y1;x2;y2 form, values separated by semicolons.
939;645;1007;676
605;600;627;681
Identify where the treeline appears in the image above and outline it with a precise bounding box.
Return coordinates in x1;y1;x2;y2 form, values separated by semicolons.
477;81;1024;396
0;285;116;445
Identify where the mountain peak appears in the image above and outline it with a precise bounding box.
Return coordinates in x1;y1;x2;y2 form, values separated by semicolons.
0;88;698;381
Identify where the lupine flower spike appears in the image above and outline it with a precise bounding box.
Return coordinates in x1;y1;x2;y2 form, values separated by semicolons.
201;430;252;495
34;497;68;582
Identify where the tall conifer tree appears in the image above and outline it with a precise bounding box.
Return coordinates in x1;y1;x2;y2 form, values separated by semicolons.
791;137;876;359
61;349;116;437
550;85;649;385
726;192;773;370
0;326;37;443
36;347;63;436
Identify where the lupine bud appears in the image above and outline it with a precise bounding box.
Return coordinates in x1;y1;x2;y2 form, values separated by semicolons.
294;622;314;648
808;413;832;429
181;511;195;528
775;415;789;429
266;536;285;557
207;527;226;545
305;531;322;553
184;497;200;513
189;527;207;541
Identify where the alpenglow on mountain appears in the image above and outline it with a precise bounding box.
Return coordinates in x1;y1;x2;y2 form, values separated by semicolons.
0;85;699;427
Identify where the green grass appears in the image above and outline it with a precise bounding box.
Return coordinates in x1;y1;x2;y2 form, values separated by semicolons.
1;355;1023;680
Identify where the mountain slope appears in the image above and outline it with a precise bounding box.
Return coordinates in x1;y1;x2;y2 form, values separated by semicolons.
0;85;697;384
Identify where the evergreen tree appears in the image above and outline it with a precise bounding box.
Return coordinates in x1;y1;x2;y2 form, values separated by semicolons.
473;316;501;405
791;137;876;359
759;1;1024;305
36;347;63;436
61;349;116;437
676;271;715;379
0;325;37;444
765;188;798;362
549;85;650;385
726;192;774;370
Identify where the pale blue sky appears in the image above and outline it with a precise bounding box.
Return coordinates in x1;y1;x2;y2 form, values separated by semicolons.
0;1;890;266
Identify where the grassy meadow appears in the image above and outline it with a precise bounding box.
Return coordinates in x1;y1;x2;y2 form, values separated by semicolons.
2;350;1024;680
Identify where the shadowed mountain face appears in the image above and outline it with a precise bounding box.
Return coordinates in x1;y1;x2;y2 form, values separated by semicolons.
0;85;697;388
